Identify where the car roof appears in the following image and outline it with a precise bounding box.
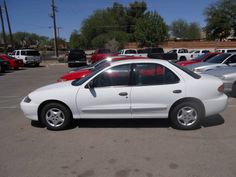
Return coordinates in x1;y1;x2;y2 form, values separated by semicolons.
109;58;169;66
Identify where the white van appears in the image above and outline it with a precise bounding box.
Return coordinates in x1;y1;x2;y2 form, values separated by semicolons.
10;49;41;66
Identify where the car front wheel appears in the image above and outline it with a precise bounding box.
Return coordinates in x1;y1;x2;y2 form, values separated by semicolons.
40;102;72;130
170;102;203;130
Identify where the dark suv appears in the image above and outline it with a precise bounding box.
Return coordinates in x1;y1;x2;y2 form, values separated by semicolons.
67;49;87;67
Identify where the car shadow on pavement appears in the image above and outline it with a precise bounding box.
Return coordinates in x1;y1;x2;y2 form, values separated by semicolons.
31;119;171;129
201;114;225;128
75;119;171;128
31;115;224;130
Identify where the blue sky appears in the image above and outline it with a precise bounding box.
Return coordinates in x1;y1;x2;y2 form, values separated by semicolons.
5;0;217;40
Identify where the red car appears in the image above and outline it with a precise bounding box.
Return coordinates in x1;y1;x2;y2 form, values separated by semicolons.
90;48;118;63
176;52;221;67
58;56;146;82
0;54;24;69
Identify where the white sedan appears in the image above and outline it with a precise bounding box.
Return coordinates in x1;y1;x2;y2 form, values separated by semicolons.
20;59;228;130
187;53;236;74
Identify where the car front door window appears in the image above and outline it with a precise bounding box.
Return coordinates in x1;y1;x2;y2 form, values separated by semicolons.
92;64;131;88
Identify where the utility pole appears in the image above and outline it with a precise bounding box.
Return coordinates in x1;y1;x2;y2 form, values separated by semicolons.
51;0;58;57
57;27;62;39
3;0;14;49
0;5;7;53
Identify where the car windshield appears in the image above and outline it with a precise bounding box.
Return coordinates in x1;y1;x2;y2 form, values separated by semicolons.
207;53;230;63
72;62;110;86
168;50;177;53
21;50;40;56
170;61;201;79
69;50;84;55
98;49;111;54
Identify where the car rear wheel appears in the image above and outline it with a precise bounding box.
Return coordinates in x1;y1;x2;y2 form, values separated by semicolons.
40;102;72;130
170;102;203;130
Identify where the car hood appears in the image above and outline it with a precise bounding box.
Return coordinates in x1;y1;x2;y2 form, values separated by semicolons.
203;66;236;77
34;81;73;92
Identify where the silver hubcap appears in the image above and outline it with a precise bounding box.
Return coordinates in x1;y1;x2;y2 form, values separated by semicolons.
45;108;65;127
177;107;197;127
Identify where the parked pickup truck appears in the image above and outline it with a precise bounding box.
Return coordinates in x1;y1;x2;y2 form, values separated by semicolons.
118;49;140;56
142;47;177;61
10;49;41;66
118;48;177;60
168;48;193;61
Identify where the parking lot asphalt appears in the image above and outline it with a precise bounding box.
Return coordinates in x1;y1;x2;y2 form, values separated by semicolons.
0;64;236;177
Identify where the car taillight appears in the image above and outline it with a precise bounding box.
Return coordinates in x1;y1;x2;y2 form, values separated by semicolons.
218;84;224;93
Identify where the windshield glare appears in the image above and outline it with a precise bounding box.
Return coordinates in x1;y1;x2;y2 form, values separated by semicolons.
72;62;110;86
193;53;207;61
207;53;230;63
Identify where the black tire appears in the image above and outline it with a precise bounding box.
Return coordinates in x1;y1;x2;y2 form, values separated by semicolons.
35;63;40;67
40;102;72;130
170;101;204;130
179;56;186;61
0;65;2;73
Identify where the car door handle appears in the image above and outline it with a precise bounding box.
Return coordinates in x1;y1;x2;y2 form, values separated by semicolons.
119;92;128;96
173;90;182;94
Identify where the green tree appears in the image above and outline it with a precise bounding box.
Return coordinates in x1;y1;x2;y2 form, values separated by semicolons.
77;1;148;48
170;20;201;39
186;22;201;39
170;19;188;39
69;30;80;49
126;1;147;40
204;0;236;40
134;11;168;47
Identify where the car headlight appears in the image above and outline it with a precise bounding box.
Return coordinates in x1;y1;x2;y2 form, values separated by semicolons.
24;96;31;103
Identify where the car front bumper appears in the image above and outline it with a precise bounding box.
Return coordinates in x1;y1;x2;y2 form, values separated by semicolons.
20;98;39;121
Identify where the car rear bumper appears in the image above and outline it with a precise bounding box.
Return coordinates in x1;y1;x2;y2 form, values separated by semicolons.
25;60;41;64
203;94;228;117
20;99;39;121
68;60;87;64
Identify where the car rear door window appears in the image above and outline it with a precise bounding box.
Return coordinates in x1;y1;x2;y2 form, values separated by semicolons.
134;63;180;86
92;64;131;87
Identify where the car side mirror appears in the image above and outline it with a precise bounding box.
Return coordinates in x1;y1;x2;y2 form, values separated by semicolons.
85;80;94;89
